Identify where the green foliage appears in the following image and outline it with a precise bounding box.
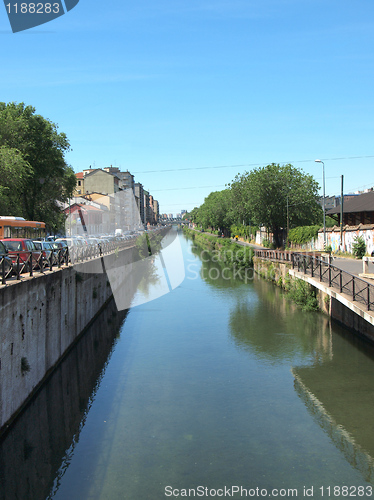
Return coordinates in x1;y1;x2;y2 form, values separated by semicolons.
288;225;320;245
136;232;163;258
262;239;276;249
284;278;319;311
230;163;322;247
352;236;366;258
325;216;337;228
0;102;76;233
187;229;254;268
230;223;257;240
188;163;322;248
194;189;234;231
0;145;32;216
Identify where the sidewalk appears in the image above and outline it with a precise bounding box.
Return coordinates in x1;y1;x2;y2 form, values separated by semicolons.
331;257;374;280
236;236;374;281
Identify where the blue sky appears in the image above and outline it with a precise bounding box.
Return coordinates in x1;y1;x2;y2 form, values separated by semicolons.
1;0;374;215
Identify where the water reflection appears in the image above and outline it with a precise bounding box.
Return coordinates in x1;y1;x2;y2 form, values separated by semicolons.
108;227;185;310
0;298;128;500
4;235;374;499
293;328;374;482
192;243;334;365
194;241;374;484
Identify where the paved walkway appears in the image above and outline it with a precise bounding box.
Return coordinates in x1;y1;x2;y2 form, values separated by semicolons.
230;238;263;250
196;231;374;281
232;237;374;280
331;257;374;279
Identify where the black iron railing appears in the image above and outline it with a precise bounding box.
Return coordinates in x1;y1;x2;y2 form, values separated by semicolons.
0;239;135;285
254;249;374;311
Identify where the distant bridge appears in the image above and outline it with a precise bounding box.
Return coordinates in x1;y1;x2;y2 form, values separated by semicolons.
161;218;189;225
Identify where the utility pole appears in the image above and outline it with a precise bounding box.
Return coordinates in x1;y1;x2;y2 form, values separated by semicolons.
287;195;289;245
315;159;326;249
69;198;71;236
340;175;344;251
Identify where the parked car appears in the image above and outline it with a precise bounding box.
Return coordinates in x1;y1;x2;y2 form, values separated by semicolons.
1;238;43;273
55;238;76;248
0;240;13;278
33;240;57;265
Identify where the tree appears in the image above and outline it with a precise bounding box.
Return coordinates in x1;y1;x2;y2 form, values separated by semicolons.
227;174;252;224
0;145;32;215
236;163;322;248
0;102;76;232
195;189;234;232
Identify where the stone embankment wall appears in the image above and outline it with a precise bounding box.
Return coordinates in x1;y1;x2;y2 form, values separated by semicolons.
253;257;374;343
0;246;137;434
0;297;128;500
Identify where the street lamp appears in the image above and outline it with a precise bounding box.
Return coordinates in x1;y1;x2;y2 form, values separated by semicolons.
315;159;326;249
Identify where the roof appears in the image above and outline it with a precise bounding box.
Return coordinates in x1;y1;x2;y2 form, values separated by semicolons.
64;203;103;214
75;172;84;179
328;190;374;214
84;168;120;180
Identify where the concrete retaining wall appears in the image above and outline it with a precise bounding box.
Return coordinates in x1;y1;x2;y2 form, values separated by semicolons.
0;246;137;433
0;296;128;499
254;256;374;343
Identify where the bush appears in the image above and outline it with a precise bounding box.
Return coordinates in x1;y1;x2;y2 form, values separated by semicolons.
230;223;258;240
352;236;366;259
286;278;319;311
288;225;320;245
262;239;276;249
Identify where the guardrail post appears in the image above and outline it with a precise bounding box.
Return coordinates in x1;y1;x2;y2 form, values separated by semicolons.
29;251;33;277
368;286;370;311
328;263;331;287
340;271;342;293
39;253;44;274
16;254;20;280
1;257;5;285
352;278;355;302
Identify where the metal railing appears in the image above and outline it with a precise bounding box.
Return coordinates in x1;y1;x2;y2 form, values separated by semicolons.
254;249;374;311
0;240;135;285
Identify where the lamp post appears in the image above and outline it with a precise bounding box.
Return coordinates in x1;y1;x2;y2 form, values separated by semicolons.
315;159;326;249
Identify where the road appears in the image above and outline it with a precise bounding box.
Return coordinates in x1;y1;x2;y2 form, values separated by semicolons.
332;257;374;278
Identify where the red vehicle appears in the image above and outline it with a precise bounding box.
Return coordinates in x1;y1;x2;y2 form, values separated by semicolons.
1;238;43;273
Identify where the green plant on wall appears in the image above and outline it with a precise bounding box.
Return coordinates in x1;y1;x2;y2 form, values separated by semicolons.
286;279;319;311
352;236;366;259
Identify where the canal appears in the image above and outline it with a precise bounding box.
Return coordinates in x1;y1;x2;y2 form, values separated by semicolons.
1;229;374;499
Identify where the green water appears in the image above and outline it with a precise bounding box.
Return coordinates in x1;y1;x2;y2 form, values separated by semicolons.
3;232;374;499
